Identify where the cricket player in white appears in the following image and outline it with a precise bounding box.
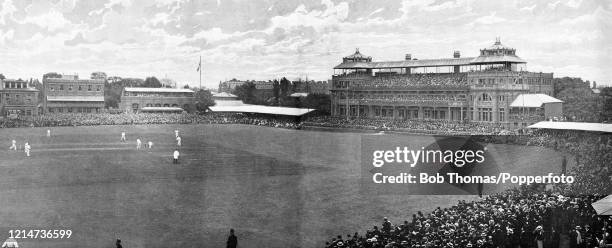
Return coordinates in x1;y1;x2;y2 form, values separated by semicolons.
9;140;17;150
176;136;181;146
47;129;51;137
24;143;31;157
148;141;153;149
173;150;179;164
136;139;142;150
175;130;179;138
121;132;126;142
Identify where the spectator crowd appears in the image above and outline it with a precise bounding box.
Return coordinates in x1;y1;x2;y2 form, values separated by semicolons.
324;130;612;248
304;116;505;135
350;73;468;89
0;113;302;129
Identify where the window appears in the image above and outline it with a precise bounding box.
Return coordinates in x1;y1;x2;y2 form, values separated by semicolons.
88;85;92;91
499;108;505;122
60;85;64;90
146;103;152;107
68;85;72;91
96;86;101;91
478;93;492;102
78;85;82;91
132;103;139;110
163;104;170;107
478;108;493;122
155;103;161;107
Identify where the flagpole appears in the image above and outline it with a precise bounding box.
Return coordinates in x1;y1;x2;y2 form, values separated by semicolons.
199;56;202;89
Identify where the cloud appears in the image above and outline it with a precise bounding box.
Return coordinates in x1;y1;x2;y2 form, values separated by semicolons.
469;12;506;26
0;0;610;87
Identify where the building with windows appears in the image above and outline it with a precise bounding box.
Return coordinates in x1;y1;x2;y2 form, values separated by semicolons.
330;38;555;128
0;79;39;118
119;87;195;112
42;75;105;113
218;79;247;93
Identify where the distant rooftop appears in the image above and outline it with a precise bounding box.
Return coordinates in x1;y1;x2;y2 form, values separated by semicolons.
124;87;194;93
335;38;526;69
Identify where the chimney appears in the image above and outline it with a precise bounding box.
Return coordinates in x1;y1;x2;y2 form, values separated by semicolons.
453;51;460;58
405;53;412;60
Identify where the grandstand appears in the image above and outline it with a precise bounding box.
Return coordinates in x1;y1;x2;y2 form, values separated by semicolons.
331;38;555;129
42;75;105;114
119;87;195;113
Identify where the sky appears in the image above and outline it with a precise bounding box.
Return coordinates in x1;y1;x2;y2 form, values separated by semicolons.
0;0;610;89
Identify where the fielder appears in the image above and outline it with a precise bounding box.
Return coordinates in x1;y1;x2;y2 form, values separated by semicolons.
148;141;153;149
24;142;31;157
136;139;142;150
173;150;180;164
46;129;51;137
174;130;179;138
176;136;181;146
121;131;127;142
9;140;17;150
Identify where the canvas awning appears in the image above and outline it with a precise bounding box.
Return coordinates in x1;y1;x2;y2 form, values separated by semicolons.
510;94;563;108
592;195;612;215
527;121;612;133
209;105;315;116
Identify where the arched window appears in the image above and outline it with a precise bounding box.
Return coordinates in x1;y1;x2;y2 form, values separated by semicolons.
478;93;492;102
132;103;139;110
155;103;161;107
171;104;178;107
163;104;170;107
146;103;152;107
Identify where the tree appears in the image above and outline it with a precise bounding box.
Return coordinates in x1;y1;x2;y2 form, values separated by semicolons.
142;76;162;88
183;84;190;89
103;78;145;108
0;73;5;80
43;72;62;79
233;82;258;104
303;93;331;114
91;71;107;80
272;79;280;105
557;86;599;122
30;78;44;102
280;77;290;97
194;89;215;113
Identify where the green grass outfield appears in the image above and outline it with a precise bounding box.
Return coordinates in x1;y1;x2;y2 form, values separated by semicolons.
0;124;569;248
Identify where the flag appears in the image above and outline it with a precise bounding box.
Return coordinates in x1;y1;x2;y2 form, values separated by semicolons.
196;60;201;72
